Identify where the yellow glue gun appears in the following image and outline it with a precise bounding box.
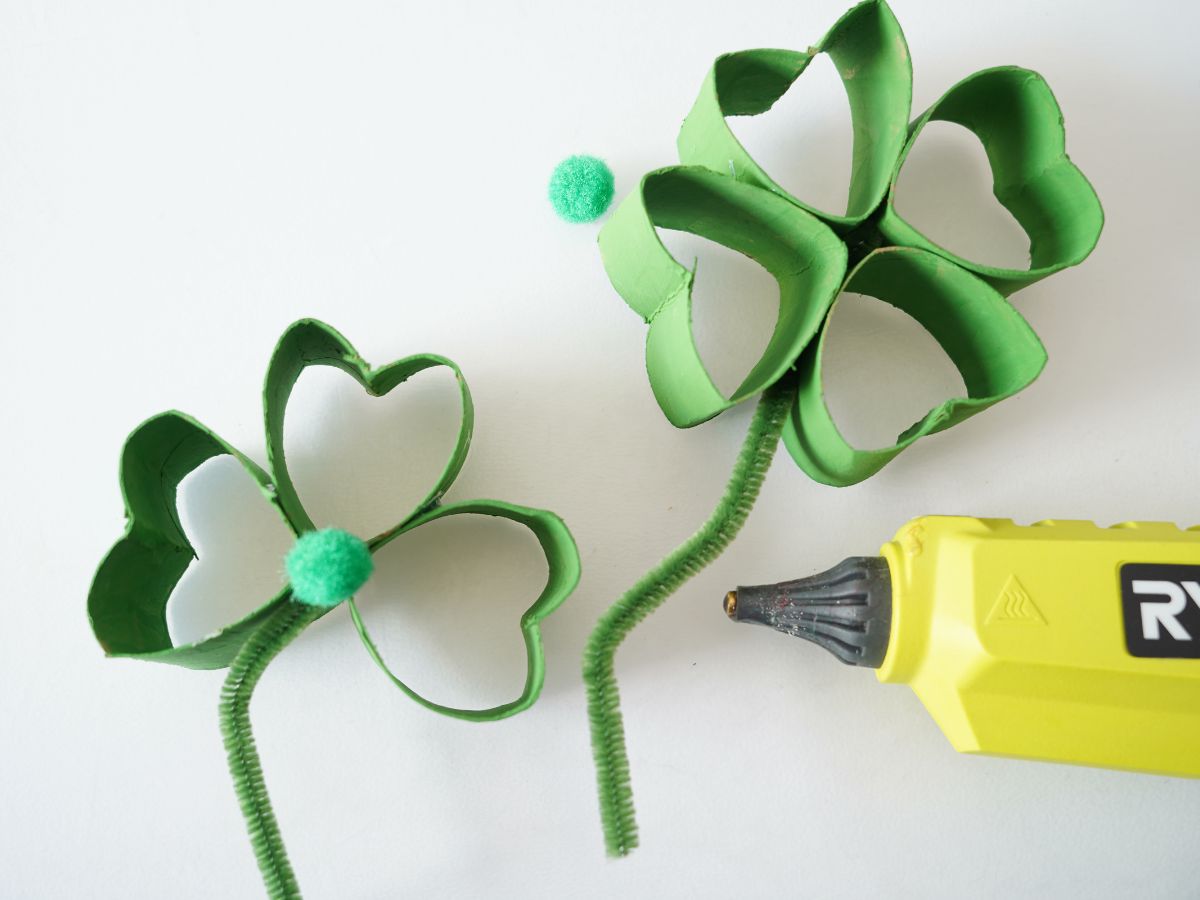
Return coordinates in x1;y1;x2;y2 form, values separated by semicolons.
726;516;1200;778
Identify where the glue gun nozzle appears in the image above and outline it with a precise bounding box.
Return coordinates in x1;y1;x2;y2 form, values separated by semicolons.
723;556;893;668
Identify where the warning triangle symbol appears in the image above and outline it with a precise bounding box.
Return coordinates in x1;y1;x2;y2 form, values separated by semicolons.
985;575;1046;625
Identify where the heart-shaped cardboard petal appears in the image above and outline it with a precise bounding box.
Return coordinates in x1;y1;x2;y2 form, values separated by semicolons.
263;319;474;544
880;66;1104;295
677;0;912;229
784;247;1047;486
349;499;581;721
88;412;295;669
598;166;847;428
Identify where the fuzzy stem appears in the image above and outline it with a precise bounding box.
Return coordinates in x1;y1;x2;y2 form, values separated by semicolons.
582;377;796;857
219;600;322;899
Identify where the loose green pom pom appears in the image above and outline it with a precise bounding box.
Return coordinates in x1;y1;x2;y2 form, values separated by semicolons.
285;528;374;608
549;155;614;223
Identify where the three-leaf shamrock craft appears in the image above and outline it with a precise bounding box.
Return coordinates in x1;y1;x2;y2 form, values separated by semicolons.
88;319;581;899
585;0;1102;857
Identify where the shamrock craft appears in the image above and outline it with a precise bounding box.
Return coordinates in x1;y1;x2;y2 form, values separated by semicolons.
586;0;1101;857
89;319;581;898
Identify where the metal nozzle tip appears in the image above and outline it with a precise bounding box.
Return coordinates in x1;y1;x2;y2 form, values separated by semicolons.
724;590;738;619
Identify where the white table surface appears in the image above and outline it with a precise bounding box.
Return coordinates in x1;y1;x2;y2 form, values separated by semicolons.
4;0;1199;896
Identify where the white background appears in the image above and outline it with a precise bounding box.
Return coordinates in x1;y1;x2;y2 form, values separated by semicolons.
3;0;1199;897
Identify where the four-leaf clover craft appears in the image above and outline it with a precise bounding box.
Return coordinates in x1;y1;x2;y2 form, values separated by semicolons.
88;318;581;898
586;0;1101;858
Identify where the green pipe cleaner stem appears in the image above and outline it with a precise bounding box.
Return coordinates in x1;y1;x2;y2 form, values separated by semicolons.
582;375;796;857
219;600;322;899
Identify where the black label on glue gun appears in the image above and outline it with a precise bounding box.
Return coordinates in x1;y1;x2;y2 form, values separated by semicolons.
1120;564;1200;658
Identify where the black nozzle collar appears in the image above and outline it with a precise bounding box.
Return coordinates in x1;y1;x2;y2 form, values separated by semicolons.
725;556;892;668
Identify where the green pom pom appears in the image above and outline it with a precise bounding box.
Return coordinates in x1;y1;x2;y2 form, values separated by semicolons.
549;155;614;223
285;528;374;608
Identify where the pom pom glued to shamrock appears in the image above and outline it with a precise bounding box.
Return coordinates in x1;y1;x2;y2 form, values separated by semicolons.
285;528;374;608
